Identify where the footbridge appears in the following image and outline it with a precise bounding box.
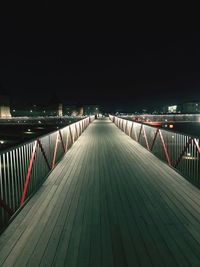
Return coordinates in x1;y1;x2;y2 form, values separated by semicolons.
1;116;200;266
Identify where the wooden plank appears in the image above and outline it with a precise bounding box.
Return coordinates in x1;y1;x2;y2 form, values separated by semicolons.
98;136;115;267
113;123;200;266
26;143;88;266
38;144;90;266
61;138;94;267
106;129;167;267
115;131;194;266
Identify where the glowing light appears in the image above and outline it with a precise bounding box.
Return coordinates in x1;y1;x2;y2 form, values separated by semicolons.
0;140;4;144
28;129;31;132
183;155;197;160
168;105;177;113
169;124;174;128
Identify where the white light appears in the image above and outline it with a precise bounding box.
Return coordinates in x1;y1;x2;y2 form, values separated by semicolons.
13;109;15;112
28;129;31;132
0;140;4;144
168;105;177;113
30;110;32;112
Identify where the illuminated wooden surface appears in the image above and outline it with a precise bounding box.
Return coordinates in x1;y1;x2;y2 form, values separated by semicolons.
1;118;200;266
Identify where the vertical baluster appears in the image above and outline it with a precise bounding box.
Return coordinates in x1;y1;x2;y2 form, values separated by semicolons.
6;152;11;214
9;151;15;211
2;154;7;211
0;155;4;226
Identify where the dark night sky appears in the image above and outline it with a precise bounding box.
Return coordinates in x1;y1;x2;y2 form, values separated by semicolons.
1;15;200;112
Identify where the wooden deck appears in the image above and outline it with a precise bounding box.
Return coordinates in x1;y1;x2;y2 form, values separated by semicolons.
1;118;200;266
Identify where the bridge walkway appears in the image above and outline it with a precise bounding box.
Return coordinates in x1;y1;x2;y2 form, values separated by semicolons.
1;118;200;266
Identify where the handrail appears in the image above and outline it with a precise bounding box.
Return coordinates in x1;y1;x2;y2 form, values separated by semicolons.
119;115;200;140
0;116;94;232
110;115;200;188
0;117;83;155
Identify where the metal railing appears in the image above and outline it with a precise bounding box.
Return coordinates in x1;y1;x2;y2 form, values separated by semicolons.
0;116;94;232
110;115;200;187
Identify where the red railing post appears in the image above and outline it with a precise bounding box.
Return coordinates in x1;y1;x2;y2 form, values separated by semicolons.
51;133;59;169
138;124;143;142
20;140;38;206
159;130;171;166
143;126;150;151
58;130;65;152
38;139;51;170
174;138;192;168
193;138;200;154
151;128;159;151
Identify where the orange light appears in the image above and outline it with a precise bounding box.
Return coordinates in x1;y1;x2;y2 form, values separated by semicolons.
169;124;174;128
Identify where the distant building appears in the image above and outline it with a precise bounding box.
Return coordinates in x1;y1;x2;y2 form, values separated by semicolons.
0;95;11;118
58;103;63;116
164;105;178;113
180;101;200;113
163;101;200;114
83;105;100;116
64;104;100;116
78;107;84;116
